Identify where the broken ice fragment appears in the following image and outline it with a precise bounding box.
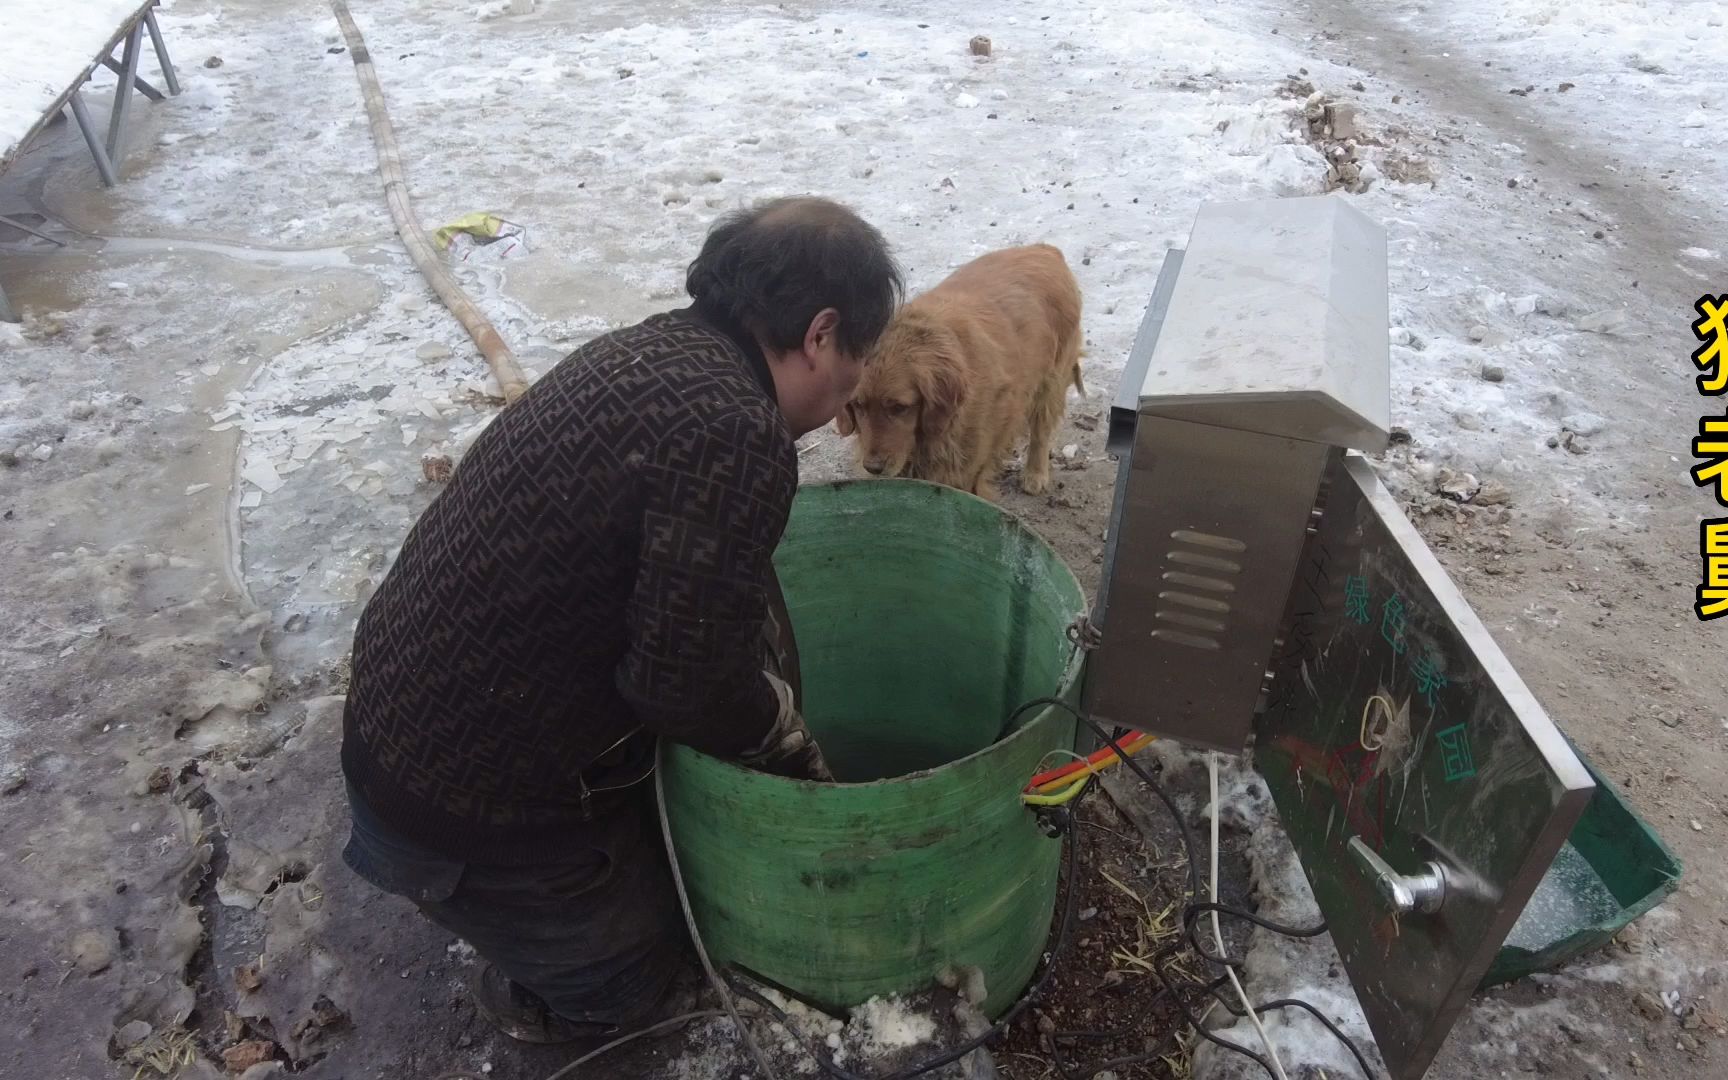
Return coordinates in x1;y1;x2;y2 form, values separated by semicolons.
1576;309;1628;334
241;460;284;493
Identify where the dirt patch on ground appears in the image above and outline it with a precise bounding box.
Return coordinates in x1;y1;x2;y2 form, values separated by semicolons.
997;792;1210;1080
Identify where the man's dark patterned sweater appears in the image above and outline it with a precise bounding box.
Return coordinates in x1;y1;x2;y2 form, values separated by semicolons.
340;303;794;863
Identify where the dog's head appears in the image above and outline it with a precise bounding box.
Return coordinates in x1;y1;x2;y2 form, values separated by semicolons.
835;310;965;477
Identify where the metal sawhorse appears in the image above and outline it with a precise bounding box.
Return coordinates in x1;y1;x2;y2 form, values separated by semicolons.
0;0;181;322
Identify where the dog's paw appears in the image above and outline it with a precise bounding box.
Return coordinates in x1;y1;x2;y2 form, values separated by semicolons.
1020;471;1051;496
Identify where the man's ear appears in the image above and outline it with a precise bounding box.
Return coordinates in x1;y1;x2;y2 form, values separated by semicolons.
834;401;857;436
804;307;842;359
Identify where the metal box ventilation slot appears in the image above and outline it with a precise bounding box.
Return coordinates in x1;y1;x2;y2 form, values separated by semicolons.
1087;195;1390;754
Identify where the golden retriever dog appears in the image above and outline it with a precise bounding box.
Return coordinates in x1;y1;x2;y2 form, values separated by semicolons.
835;244;1083;500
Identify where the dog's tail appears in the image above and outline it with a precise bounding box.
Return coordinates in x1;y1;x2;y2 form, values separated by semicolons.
1071;348;1087;397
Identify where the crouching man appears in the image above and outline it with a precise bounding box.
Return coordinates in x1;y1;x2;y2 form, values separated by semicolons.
339;196;902;1043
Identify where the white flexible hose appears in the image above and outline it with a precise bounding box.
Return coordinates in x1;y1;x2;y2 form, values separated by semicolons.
1209;751;1291;1080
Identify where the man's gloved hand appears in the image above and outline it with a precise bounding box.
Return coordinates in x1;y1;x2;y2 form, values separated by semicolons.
736;672;835;782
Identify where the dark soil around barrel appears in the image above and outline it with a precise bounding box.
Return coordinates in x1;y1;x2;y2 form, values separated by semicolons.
996;784;1255;1080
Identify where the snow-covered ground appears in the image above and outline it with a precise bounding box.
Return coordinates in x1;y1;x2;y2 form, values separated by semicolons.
1411;0;1725;209
0;0;1724;1077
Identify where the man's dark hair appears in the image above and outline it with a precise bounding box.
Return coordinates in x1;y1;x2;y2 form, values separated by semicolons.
686;196;903;358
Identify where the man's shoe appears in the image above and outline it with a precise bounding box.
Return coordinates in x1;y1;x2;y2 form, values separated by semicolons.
471;963;619;1046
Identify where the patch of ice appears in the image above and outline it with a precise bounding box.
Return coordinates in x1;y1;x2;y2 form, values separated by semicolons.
241;460;283;494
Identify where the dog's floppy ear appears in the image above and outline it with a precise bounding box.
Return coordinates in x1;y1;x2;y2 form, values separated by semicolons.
916;349;967;439
834;401;857;436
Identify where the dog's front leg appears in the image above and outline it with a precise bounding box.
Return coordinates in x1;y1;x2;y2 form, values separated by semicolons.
971;468;1001;502
1019;459;1052;496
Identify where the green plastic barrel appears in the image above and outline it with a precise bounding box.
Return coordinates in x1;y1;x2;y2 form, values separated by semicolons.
661;480;1087;1016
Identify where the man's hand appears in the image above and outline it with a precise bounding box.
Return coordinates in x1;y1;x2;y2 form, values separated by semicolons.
736;672;835;782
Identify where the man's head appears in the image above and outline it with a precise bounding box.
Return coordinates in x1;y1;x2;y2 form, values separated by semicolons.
686;197;902;436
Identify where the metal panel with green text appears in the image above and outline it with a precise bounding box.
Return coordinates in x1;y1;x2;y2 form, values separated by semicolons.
1255;454;1595;1080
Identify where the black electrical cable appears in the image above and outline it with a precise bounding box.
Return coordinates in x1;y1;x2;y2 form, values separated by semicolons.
1048;1021;1180;1080
1145;930;1278;1079
1182;902;1329;968
730;798;1087;1080
1185;901;1329;938
1185;917;1239;968
1198;985;1377;1080
1003;696;1380;1080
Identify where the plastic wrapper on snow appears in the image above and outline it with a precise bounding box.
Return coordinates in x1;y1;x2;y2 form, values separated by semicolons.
435;212;529;264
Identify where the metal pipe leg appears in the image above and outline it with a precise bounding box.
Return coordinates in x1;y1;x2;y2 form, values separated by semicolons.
101;56;165;102
68;90;120;187
0;215;66;247
0;284;18;325
106;21;144;160
144;8;181;96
